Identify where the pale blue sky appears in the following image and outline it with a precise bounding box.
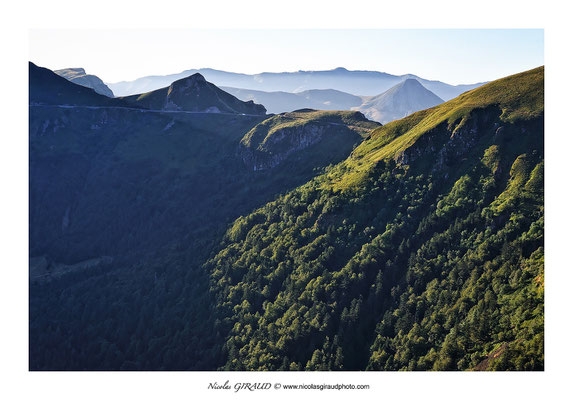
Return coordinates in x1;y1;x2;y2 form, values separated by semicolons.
29;29;543;85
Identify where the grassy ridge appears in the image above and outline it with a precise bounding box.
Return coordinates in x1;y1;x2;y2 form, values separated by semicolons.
241;110;377;149
240;111;379;172
327;66;544;190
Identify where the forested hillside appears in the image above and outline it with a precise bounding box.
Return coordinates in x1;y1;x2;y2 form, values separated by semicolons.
29;65;543;371
206;67;544;370
28;64;378;369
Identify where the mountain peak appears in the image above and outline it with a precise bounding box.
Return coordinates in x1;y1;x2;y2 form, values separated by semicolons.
354;78;444;124
122;73;266;115
169;73;207;90
402;78;422;86
188;72;206;82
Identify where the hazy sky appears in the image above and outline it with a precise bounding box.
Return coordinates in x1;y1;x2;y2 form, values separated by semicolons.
29;29;543;85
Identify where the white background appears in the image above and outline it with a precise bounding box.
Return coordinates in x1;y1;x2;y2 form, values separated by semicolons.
1;1;571;399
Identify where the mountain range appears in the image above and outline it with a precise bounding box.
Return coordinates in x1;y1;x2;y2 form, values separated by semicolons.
221;87;364;114
31;62;266;115
106;67;486;100
29;61;543;372
54;66;482;124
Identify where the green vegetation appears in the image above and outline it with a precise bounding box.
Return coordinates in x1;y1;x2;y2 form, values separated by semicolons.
205;67;544;370
29;64;544;371
331;67;544;190
239;110;379;171
242;110;376;148
29;94;372;369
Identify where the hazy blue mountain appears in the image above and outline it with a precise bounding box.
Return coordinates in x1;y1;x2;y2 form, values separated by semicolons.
221;87;363;114
353;79;444;124
108;67;486;100
55;68;115;97
120;73;266;115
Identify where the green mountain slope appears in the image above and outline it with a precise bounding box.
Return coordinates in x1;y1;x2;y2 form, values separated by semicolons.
239;110;378;171
205;67;544;371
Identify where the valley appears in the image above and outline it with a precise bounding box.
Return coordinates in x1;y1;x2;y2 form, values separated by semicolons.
28;61;544;371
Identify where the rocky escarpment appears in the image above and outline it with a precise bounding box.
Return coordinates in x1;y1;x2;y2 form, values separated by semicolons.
240;122;327;170
394;105;544;178
55;67;115;97
122;73;267;115
239;110;379;171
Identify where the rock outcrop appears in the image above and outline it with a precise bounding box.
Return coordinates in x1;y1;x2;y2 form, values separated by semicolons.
241;122;328;170
239;110;379;171
393;105;543;180
55;67;115;97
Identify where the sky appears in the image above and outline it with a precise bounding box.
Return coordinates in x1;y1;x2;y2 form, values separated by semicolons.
29;29;543;85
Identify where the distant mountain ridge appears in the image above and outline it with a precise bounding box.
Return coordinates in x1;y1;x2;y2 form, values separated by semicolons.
30;62;266;116
107;67;487;100
353;79;444;124
223;81;444;124
55;67;115;97
221;87;363;114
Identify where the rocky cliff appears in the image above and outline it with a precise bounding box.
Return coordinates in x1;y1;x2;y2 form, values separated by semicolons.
239;110;379;171
55;67;115;97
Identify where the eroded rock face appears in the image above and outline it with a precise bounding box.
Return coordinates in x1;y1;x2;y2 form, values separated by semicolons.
55;68;115;97
395;107;505;171
240;123;327;170
392;105;543;185
238;110;378;172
